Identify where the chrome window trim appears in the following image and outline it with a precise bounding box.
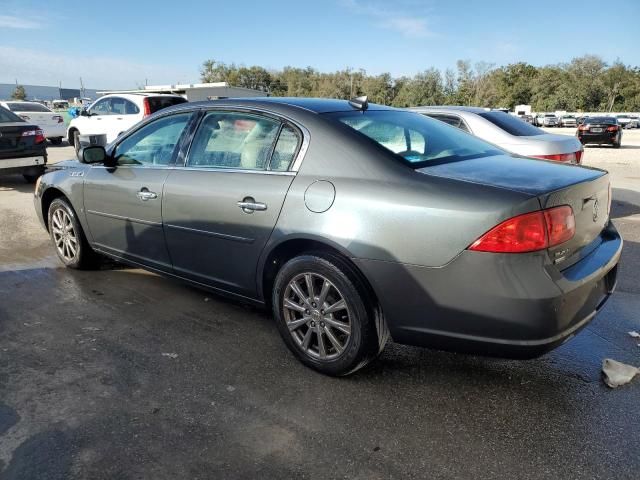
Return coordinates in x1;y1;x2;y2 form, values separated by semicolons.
183;106;310;173
89;164;295;176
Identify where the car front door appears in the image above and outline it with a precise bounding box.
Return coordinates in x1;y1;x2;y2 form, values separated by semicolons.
81;97;115;136
162;110;303;297
108;97;142;142
83;111;194;271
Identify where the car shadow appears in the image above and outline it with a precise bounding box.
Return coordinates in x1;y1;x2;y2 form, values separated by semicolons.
0;174;36;193
611;188;640;219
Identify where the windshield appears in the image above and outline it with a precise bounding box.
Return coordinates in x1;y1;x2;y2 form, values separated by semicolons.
326;110;503;167
5;102;51;113
477;111;544;136
587;117;617;124
0;106;24;123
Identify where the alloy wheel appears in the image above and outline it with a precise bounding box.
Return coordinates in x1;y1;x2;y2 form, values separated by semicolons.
51;208;78;262
282;272;351;360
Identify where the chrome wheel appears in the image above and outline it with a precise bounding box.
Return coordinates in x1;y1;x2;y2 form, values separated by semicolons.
283;272;351;360
51;208;78;262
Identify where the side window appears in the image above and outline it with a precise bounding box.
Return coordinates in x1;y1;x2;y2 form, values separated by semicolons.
90;98;112;115
114;113;191;166
109;98;139;115
270;125;301;171
187;111;280;170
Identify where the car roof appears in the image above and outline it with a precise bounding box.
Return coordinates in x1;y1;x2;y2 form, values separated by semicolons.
181;97;396;114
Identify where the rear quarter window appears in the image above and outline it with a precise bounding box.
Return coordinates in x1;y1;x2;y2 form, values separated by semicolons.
148;96;187;114
477;111;544;136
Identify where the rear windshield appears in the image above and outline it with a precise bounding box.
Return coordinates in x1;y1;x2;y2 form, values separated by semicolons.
5;102;51;113
147;96;187;114
0;106;23;123
325;110;503;167
586;117;617;124
477;111;544;136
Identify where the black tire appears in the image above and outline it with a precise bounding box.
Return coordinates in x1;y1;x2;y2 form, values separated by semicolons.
48;198;100;269
72;130;81;160
613;135;622;148
272;252;387;376
50;137;63;145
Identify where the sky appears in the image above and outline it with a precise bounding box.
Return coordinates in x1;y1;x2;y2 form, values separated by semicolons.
0;0;638;90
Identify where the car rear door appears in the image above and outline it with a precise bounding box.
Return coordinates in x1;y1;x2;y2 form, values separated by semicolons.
83;111;195;271
162;109;303;298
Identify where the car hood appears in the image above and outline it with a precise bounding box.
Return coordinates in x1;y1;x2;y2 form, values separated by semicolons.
497;133;582;156
417;154;605;196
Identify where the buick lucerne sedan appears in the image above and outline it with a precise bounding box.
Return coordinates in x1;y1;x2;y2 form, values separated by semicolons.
34;97;622;376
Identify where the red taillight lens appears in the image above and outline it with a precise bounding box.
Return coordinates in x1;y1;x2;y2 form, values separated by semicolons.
21;129;46;144
578;125;589;131
606;125;619;132
531;152;581;163
469;206;575;253
142;98;151;117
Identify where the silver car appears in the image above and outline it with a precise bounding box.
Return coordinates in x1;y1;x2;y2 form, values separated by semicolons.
410;106;583;163
34;98;621;376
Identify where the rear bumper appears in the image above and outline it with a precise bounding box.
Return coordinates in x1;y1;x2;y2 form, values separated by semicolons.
578;132;618;144
44;124;66;138
0;155;47;175
355;223;622;358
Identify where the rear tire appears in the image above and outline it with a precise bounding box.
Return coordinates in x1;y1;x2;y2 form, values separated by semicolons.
613;135;621;148
48;198;100;269
272;252;387;376
50;137;63;145
23;167;45;183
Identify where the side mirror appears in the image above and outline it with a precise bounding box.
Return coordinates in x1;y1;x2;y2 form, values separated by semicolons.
80;108;90;117
81;145;108;164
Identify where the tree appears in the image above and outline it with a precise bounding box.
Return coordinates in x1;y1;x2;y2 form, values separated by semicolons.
11;85;26;100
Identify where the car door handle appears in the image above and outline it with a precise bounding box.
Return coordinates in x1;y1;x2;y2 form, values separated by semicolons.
137;188;158;201
237;198;267;213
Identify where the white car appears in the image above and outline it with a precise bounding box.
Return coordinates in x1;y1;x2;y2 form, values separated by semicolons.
67;93;187;154
0;101;66;144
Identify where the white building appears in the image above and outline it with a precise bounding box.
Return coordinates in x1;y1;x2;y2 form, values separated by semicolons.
98;82;265;101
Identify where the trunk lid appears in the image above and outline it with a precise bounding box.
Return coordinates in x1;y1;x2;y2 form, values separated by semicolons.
501;133;583;157
418;154;609;265
0;122;41;158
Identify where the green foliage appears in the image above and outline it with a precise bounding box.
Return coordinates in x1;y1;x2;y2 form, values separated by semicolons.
10;85;27;100
200;56;640;111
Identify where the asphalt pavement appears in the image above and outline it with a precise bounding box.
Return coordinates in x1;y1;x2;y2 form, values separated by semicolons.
0;138;639;479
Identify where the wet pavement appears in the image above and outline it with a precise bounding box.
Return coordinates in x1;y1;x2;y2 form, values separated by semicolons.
1;149;639;479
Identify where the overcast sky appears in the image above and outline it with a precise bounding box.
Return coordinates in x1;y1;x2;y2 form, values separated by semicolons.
0;0;638;89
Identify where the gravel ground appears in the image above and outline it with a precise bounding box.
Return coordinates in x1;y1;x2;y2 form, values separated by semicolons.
0;133;639;479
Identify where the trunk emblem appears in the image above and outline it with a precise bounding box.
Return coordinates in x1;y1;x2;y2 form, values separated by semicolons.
592;198;599;222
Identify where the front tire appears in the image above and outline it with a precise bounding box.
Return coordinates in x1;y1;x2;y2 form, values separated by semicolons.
48;198;99;269
72;130;81;159
272;253;386;376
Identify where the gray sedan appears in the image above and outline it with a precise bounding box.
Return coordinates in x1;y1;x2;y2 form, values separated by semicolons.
410;106;584;163
34;97;621;376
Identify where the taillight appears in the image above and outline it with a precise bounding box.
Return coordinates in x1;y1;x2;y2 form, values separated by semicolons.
469;206;575;253
606;125;619;132
53;115;64;123
142;98;151;117
21;129;46;144
531;151;581;163
578;125;589;131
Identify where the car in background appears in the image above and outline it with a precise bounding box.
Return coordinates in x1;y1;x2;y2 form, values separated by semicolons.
577;117;622;148
67;93;187;157
519;114;534;124
410;106;583;163
0;105;47;182
533;113;559;127
34;97;620;376
558;115;577;128
0;101;66;145
616;114;639;129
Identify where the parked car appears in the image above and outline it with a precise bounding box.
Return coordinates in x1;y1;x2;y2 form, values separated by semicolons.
615;114;638;129
0;105;47;182
0;100;66;144
558;115;577;128
410;106;583;163
577;117;622;148
34;97;621;376
520;114;534;124
67;93;187;157
533;113;559;127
